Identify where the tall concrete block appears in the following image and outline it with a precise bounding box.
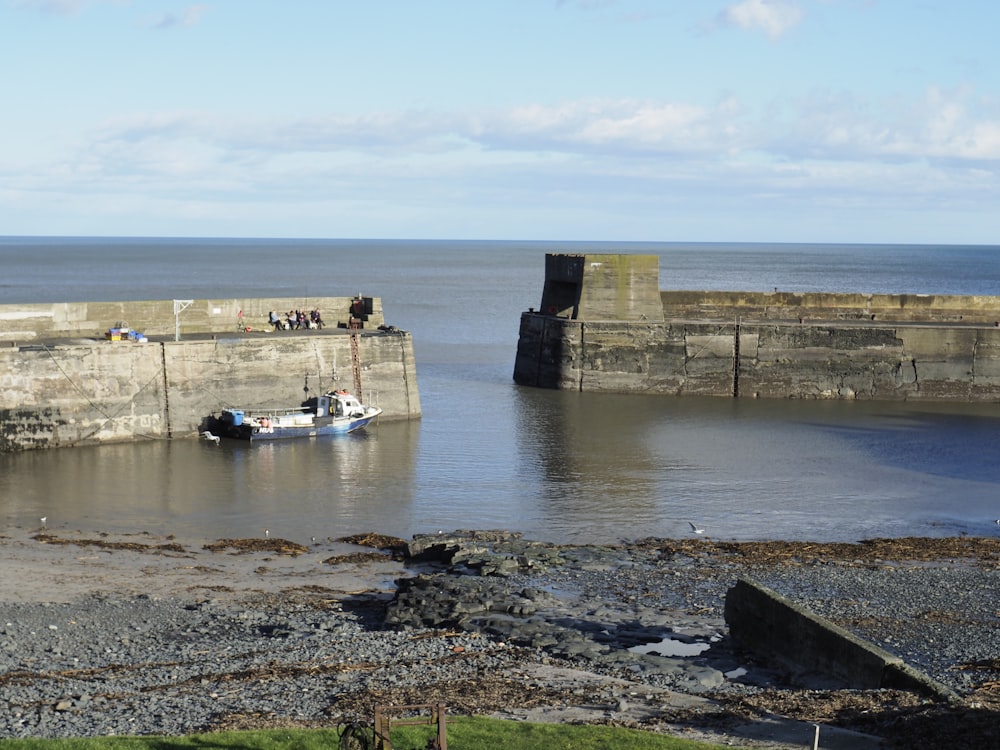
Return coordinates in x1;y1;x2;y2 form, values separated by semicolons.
896;327;978;400
972;330;1000;397
677;323;737;396
514;314;583;389
578;321;650;391
539;254;664;321
646;325;690;393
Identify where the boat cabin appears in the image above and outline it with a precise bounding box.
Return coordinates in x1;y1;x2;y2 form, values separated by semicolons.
314;390;366;418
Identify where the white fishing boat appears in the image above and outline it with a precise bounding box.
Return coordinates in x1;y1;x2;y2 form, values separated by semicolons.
210;390;381;442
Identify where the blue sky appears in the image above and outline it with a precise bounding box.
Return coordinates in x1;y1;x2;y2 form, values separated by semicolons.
2;1;999;243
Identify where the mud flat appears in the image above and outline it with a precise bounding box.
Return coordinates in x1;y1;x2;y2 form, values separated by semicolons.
0;527;997;749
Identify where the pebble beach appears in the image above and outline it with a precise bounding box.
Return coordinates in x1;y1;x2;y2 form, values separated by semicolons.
0;527;997;749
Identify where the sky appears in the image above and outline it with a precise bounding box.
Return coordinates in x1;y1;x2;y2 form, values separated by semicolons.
2;0;999;244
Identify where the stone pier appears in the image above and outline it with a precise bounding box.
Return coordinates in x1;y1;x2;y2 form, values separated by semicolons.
0;296;420;451
514;253;1000;401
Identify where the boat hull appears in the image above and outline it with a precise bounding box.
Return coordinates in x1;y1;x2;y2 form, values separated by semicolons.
232;414;379;442
206;393;382;443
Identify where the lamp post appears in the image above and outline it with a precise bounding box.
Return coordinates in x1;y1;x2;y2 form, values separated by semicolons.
173;299;193;341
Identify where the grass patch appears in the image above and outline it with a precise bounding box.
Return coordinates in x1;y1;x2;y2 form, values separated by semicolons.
0;718;726;750
394;715;723;749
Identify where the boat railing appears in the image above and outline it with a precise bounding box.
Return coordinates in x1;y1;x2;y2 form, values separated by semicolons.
247;405;312;417
241;406;316;428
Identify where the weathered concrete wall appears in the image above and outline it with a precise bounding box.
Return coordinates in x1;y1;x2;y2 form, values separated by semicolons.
513;314;1000;401
514;316;741;395
514;253;1000;401
0;341;169;450
0;330;420;451
662;290;1000;324
725;578;958;699
539;254;664;321
0;297;385;342
737;323;1000;400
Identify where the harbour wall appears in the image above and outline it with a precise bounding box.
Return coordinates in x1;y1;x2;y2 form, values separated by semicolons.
0;296;384;342
659;289;1000;324
513;254;1000;401
0;297;420;451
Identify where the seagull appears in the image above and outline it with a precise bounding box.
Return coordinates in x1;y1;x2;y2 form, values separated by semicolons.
264;528;270;538
40;516;47;528
201;431;221;445
688;521;705;535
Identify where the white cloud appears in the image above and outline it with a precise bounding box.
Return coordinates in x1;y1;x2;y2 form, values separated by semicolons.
489;99;746;155
777;85;1000;164
46;87;1000;190
3;87;999;240
717;0;804;41
920;86;1000;161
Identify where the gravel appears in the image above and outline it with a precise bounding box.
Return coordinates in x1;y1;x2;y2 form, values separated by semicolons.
0;530;997;747
1;592;525;737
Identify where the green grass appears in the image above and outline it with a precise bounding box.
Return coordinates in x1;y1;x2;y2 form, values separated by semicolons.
0;717;727;750
393;715;724;749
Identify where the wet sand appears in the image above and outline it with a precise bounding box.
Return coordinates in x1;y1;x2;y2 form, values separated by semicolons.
0;527;408;604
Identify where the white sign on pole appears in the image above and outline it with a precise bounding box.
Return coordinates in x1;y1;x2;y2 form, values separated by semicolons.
173;299;194;341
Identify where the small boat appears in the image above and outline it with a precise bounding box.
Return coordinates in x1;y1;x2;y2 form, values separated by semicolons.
211;390;382;442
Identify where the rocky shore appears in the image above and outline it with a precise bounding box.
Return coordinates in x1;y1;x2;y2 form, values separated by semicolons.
0;527;997;748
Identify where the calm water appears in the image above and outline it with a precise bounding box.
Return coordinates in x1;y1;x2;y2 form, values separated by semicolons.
1;238;999;544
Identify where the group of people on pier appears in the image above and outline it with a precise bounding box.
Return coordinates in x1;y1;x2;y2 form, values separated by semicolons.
268;309;324;331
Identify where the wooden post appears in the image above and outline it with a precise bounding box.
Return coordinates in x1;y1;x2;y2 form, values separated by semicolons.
372;703;447;750
373;704;391;750
435;703;447;750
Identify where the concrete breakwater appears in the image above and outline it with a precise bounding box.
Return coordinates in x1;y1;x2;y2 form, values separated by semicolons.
0;296;420;451
514;253;1000;401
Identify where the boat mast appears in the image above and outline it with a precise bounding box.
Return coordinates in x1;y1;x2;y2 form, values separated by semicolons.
349;313;363;402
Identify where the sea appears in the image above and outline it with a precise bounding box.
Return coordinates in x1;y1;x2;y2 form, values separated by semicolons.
1;237;999;545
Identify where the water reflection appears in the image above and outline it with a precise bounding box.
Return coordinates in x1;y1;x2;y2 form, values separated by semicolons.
516;393;1000;542
3;390;999;544
515;389;669;538
816;409;1000;483
0;422;419;541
